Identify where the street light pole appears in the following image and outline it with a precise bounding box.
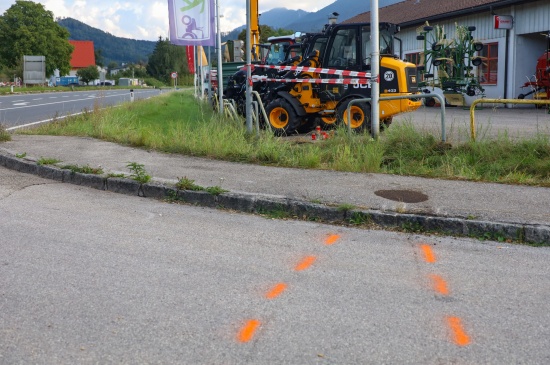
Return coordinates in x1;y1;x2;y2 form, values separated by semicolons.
245;0;253;133
216;0;224;114
370;0;380;139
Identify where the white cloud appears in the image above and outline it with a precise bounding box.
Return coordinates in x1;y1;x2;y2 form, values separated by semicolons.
0;0;336;41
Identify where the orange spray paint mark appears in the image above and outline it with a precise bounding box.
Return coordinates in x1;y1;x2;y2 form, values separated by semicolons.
447;316;471;346
238;320;261;343
429;274;449;296
295;256;316;271
325;234;341;245
420;244;436;263
266;283;287;299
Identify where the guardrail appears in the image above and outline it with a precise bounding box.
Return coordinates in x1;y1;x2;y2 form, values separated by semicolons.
469;99;550;141
347;93;447;141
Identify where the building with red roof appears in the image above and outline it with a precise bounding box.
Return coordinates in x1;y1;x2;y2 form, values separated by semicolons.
68;40;96;75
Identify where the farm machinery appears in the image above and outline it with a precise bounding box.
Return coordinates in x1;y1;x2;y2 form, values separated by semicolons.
224;22;422;135
518;31;550;107
416;22;486;106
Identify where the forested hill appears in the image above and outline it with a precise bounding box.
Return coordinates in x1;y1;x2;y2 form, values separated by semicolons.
57;17;156;66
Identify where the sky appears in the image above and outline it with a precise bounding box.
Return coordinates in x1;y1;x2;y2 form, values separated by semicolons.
0;0;336;41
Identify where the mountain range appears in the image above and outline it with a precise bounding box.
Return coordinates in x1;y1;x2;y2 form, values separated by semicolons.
282;0;405;33
57;0;406;66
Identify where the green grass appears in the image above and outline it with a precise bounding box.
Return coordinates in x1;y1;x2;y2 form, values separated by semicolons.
0;124;10;142
175;176;204;191
18;91;550;187
37;157;61;165
61;164;104;174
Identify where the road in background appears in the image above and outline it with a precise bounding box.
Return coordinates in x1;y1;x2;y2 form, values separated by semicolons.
0;89;163;130
2;166;550;364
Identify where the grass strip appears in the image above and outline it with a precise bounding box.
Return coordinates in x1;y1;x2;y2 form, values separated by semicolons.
18;91;550;187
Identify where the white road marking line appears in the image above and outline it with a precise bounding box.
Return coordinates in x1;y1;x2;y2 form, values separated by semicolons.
6;112;85;131
0;93;127;111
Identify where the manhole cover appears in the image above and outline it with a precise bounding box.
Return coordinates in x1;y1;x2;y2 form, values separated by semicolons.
374;189;429;203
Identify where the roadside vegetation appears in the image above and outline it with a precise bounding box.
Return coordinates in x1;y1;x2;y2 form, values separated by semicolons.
0;124;10;142
18;91;550;187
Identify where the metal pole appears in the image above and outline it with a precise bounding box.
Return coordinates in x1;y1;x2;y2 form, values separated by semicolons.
193;46;198;96
245;0;253;133
207;46;212;103
370;0;381;139
347;93;447;142
216;0;224;114
470;98;550;141
199;46;204;98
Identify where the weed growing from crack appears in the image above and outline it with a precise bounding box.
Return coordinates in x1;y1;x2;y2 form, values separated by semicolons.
338;203;356;213
107;173;126;178
348;212;371;225
127;162;151;184
61;164;104;174
205;186;228;196
176;176;203;191
176;176;227;195
37;157;61;165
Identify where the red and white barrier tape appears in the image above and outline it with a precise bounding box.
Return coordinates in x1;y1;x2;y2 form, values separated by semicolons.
251;75;370;85
250;64;371;78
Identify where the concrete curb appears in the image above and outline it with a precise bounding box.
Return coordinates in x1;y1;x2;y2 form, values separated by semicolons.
1;151;548;244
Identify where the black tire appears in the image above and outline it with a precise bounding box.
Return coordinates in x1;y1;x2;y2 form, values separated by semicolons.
317;115;338;130
381;117;393;130
265;98;300;136
337;99;371;133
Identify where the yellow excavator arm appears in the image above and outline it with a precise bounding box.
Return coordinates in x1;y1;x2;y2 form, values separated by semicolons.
250;0;260;60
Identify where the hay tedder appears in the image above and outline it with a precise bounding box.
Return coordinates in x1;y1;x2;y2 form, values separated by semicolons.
518;32;550;107
416;22;486;106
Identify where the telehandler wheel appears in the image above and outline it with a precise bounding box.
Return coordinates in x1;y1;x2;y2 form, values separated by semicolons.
318;115;338;130
265;98;300;136
337;99;371;133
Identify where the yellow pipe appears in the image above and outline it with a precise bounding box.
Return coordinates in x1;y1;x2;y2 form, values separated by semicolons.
470;98;550;141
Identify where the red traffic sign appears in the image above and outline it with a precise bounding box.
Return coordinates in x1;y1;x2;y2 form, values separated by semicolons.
171;72;178;79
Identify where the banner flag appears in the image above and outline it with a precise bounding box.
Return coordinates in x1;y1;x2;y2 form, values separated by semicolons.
168;0;215;46
186;46;195;74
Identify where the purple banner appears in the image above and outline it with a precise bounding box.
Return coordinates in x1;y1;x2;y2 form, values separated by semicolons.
168;0;215;46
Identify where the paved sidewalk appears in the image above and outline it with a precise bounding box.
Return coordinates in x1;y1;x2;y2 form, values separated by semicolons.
1;135;549;243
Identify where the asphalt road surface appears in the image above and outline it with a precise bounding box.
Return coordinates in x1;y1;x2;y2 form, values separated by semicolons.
1;166;550;364
0;89;162;130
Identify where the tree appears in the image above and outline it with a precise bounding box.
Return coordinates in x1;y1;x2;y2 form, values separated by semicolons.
146;37;188;83
76;65;99;84
94;49;104;68
237;25;295;59
0;1;74;77
238;25;295;44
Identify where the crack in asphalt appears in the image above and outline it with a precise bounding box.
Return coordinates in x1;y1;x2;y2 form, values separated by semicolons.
0;181;59;202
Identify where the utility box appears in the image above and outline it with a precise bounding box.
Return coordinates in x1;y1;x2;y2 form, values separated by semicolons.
118;78;138;86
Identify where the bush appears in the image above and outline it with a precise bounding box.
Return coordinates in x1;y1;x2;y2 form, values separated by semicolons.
143;77;165;88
